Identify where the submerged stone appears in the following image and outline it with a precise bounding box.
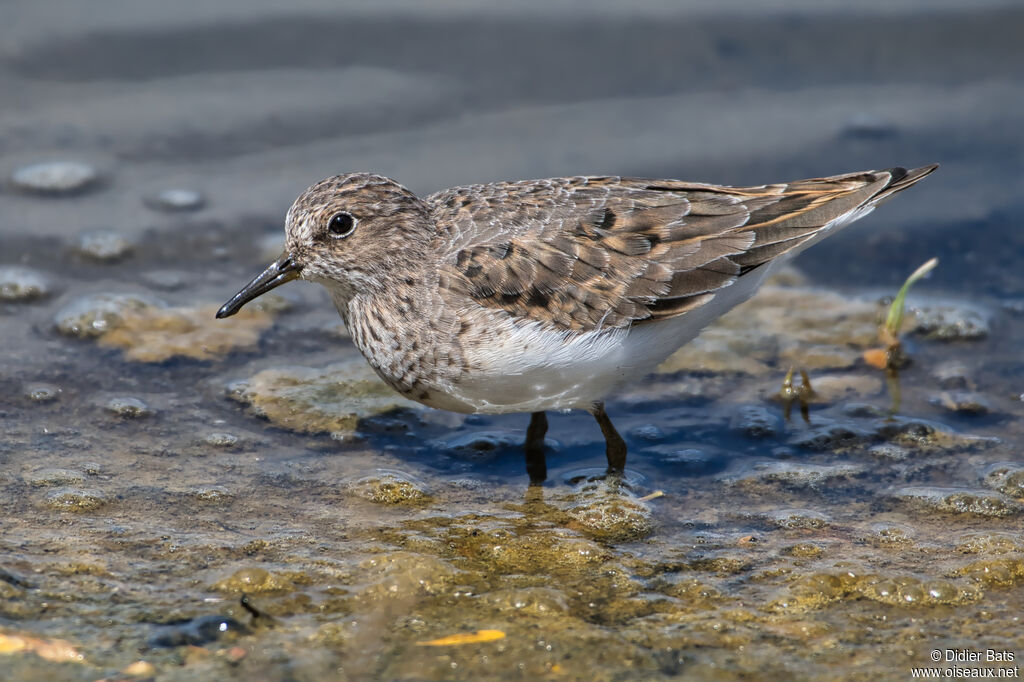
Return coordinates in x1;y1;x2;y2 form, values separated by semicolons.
480;587;569;616
11;160;99;195
55;292;278;361
931;390;991;416
729;461;863;490
565;479;654;542
228;359;419;435
54;292;166;339
658;284;880;377
105;397;153;419
23;382;62;403
0;266;53;302
145;188;205;212
27;468;86;487
730;405;781;439
894;487;1022;518
347;469;430;505
148;615;250;648
910;304;990;341
203;432;239;448
43;487;108;512
74;230;135;262
984;464;1024;499
213;567;304;594
99;303;274;362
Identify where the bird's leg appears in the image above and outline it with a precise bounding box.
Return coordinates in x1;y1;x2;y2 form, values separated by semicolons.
590;402;627;474
524;411;548;483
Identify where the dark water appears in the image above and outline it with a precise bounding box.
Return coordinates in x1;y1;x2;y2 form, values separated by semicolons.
2;2;1023;680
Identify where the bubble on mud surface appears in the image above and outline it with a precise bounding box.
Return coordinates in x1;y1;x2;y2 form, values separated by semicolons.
0;266;53;301
227;359;420;434
11;160;99;195
74;229;136;262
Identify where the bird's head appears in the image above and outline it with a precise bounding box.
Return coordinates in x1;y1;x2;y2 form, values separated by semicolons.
216;173;432;319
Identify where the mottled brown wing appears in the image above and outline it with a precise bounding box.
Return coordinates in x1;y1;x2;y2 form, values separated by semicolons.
431;166;937;333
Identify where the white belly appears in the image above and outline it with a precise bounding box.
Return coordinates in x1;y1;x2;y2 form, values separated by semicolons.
437;259;779;414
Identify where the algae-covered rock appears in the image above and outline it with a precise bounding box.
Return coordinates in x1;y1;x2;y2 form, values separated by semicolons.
212;567;309;593
228;358;420;435
954;558;1024;587
105;396;153;418
910;303;990;341
347;469;430;505
564;478;655;542
984;464;1024;499
43;487;108;512
55;293;278;361
55;292;165;339
894;487;1022;518
74;229;135;262
658;285;880;377
100;303;274;361
0;266;53;301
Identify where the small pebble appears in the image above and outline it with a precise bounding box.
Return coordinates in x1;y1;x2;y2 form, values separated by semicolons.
0;266;53;301
145;188;205;212
11;160;99;195
24;382;61;403
75;229;135;262
106;397;153;419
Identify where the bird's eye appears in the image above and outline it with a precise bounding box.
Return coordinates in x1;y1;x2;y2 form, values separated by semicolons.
327;212;357;238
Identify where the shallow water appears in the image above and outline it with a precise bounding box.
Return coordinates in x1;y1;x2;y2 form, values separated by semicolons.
2;2;1024;680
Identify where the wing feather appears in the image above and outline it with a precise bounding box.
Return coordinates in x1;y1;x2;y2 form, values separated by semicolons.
431;166;937;333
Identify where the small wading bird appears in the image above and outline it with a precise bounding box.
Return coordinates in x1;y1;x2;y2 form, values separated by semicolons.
218;165;937;482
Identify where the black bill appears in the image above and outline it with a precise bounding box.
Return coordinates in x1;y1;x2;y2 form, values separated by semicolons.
216;253;301;319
